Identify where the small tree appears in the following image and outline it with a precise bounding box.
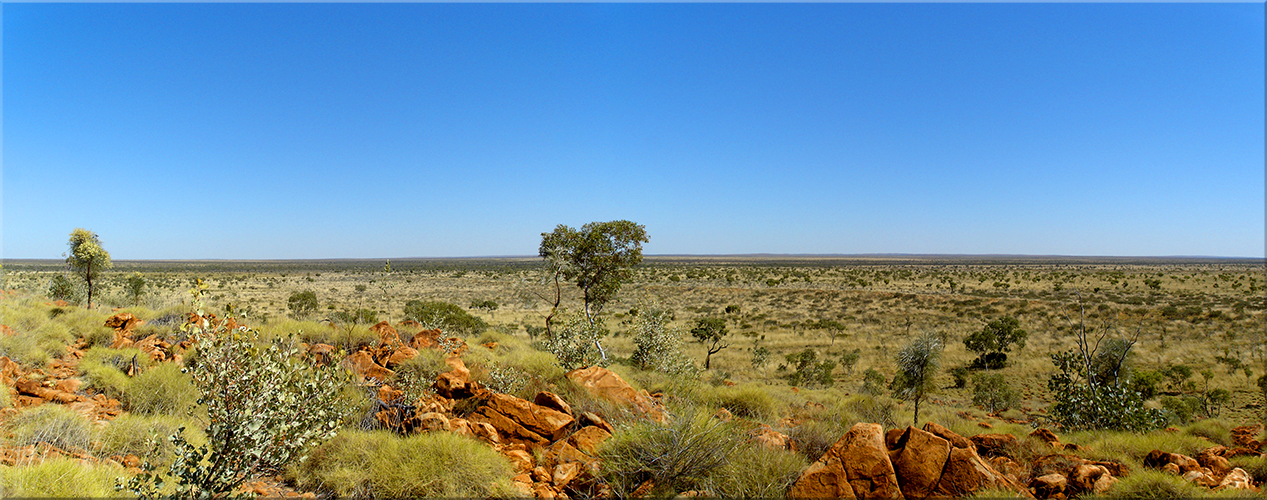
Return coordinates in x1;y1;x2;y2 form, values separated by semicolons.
125;272;147;306
542;310;608;370
963;316;1027;369
65;228;112;309
691;317;729;370
839;348;861;375
891;331;942;427
786;348;836;388
288;290;318;318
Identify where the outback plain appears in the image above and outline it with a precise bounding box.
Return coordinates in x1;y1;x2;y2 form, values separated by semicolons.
1;253;1265;498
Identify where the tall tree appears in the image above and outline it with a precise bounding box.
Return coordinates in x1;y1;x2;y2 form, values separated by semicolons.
539;220;648;326
65;228;112;309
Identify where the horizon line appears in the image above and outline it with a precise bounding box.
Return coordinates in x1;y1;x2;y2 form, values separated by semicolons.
3;252;1265;262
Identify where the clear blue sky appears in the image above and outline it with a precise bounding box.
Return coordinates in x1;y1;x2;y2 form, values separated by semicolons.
3;3;1264;259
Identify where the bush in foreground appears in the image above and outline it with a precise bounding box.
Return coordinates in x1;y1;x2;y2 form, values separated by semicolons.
3;404;95;451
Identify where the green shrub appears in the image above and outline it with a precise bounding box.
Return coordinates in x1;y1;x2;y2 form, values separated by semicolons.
291;430;516;498
0;458;125;497
4;404;95;451
124;362;198;415
1103;469;1203;499
1160;395;1202;424
599;409;741;497
629;308;695;375
47;274;81;303
120;327;353;499
403;300;487;336
288;290;319;318
539;310;608;370
787;418;849;462
706;442;808;498
786;348;836;388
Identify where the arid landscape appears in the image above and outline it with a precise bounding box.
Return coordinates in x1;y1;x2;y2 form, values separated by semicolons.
1;253;1265;498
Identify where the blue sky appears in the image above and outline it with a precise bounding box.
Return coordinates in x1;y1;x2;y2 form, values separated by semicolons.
3;3;1264;259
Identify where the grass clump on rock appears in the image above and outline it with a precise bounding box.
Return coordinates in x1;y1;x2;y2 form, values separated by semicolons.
599;409;741;497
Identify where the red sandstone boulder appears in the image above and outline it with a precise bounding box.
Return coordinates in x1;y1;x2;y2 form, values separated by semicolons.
1030;428;1061;448
923;421;972;449
890;426;951;499
931;443;1025;497
565;366;666;423
534;391;573;416
341;350;395;382
1216;468;1256;491
467;392;574;446
1029;473;1068;499
789;422;900;499
971;433;1020;459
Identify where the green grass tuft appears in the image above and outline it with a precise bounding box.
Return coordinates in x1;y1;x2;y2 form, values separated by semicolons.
1100;469;1204;499
0;457;129;498
706;441;808;498
3;404;96;451
291;429;516;498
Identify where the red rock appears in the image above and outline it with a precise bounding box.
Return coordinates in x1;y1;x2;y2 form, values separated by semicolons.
467;392;574;446
891;426;951;499
931;444;1024;497
370;321;402;346
341;350;395;382
749;425;793;450
1030;428;1061;447
1197;447;1233;479
567;426;612;455
1216;468;1256;491
534;391;573;416
565;366;666;423
553;462;582;488
1230;425;1263;449
1068;463;1112;495
578;411;614;433
923;421;972;449
415;412;451;432
1029;473;1067;499
788;459;857;499
409;328;442;350
972;433;1020;459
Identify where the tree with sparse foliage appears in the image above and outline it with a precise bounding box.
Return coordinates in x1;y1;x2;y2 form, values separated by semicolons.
891;331;942;426
65;228;112;309
972;373;1019;415
691;317;729;370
